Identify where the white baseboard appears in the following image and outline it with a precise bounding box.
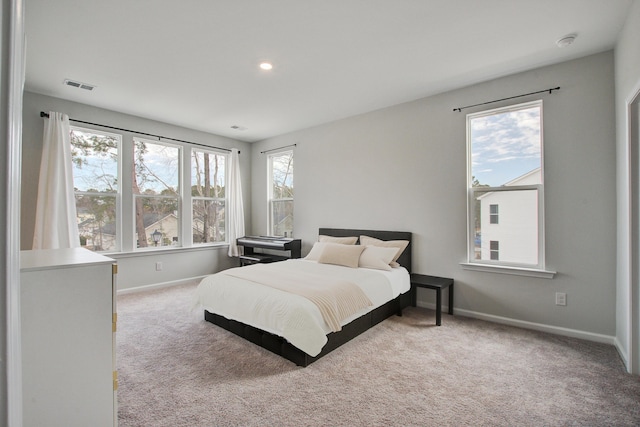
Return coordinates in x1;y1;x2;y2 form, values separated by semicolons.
117;275;207;295
613;336;631;372
417;302;616;345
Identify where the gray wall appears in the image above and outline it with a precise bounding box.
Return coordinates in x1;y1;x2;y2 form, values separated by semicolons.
22;91;251;290
251;51;618;340
615;0;640;372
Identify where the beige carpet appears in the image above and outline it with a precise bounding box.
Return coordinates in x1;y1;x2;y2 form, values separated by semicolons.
117;282;640;426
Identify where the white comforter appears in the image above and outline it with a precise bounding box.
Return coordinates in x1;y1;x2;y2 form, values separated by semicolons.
194;259;410;357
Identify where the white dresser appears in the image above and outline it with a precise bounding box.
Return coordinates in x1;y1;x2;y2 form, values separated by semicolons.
21;248;117;427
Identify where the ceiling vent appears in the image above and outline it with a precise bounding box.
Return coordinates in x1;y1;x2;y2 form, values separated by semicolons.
64;79;96;91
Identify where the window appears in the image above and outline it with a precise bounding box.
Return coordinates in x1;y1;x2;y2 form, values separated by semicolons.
191;149;227;244
133;138;181;248
70;126;120;252
489;204;499;224
268;150;294;237
467;100;545;269
490;241;500;260
70;125;231;253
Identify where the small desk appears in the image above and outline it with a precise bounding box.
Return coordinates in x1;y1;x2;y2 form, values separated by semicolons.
410;274;454;326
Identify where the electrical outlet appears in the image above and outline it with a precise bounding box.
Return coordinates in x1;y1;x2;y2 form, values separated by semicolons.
155;262;163;271
555;292;567;306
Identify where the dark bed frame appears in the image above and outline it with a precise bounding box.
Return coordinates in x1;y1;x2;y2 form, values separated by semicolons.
203;228;412;367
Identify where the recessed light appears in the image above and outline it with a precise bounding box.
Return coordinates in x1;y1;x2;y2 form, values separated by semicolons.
556;34;577;48
259;62;273;71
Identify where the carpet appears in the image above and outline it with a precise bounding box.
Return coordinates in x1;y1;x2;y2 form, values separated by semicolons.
117;282;640;426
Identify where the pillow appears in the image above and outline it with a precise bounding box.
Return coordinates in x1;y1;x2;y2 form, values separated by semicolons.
359;235;409;266
358;245;399;271
317;242;365;268
318;235;358;245
304;242;328;261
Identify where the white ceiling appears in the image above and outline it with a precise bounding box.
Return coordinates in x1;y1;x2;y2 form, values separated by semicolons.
25;0;632;142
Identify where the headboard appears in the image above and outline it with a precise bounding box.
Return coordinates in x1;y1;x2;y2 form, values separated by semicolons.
318;228;412;273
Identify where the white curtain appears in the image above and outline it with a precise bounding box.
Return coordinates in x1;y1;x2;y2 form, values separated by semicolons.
227;148;245;257
32;112;80;249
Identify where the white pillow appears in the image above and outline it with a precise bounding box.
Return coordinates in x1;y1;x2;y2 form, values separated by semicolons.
317;242;365;268
358;245;399;271
305;242;328;261
318;235;358;245
359;235;409;265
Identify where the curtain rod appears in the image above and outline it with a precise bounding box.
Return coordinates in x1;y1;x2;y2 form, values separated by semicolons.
39;111;238;153
260;143;297;154
453;87;560;112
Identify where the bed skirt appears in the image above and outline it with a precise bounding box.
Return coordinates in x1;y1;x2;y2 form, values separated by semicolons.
204;289;412;367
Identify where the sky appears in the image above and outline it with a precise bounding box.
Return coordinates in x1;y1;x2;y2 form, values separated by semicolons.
135;141;180;193
71;129;119;193
470;104;541;187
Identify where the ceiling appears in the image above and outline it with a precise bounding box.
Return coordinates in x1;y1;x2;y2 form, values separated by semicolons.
25;0;632;142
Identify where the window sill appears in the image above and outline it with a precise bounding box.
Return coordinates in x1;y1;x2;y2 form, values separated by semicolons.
459;262;556;279
104;243;229;259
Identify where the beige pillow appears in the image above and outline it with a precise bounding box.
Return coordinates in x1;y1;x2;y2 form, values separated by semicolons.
318;235;358;245
317;242;365;268
359;235;409;265
358;245;399;271
304;241;328;261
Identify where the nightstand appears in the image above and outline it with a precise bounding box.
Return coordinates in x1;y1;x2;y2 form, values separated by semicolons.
410;274;454;326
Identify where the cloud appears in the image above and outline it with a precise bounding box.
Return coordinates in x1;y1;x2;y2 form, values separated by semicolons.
471;106;540;168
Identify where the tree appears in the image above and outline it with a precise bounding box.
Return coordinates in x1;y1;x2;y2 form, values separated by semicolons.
271;152;294;236
133;140;148;247
132;140;181;247
471;176;490;258
70;129;118;251
192;151;224;243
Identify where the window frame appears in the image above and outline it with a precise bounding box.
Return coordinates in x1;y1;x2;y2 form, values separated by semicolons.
70;125;122;253
267;149;294;237
67;124;234;254
464;100;553;277
190;147;229;246
132;137;182;251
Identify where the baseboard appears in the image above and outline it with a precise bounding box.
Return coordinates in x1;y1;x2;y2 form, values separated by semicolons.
117;275;208;295
613;336;631;373
417;302;615;345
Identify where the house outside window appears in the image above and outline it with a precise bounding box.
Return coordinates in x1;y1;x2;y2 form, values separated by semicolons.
133;138;181;249
268;150;294;237
70;126;121;252
467;100;545;269
191;149;227;244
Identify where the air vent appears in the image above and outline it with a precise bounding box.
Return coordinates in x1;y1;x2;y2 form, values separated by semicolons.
64;79;96;91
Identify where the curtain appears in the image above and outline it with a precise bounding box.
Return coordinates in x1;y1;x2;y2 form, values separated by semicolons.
32;112;80;249
227;148;245;257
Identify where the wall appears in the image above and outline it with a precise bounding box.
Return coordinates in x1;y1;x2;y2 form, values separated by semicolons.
22;91;251;290
615;0;640;373
251;52;618;341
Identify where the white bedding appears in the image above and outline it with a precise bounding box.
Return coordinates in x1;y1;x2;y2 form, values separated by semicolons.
194;259;410;357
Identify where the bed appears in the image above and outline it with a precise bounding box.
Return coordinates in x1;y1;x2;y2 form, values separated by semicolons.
195;228;412;366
